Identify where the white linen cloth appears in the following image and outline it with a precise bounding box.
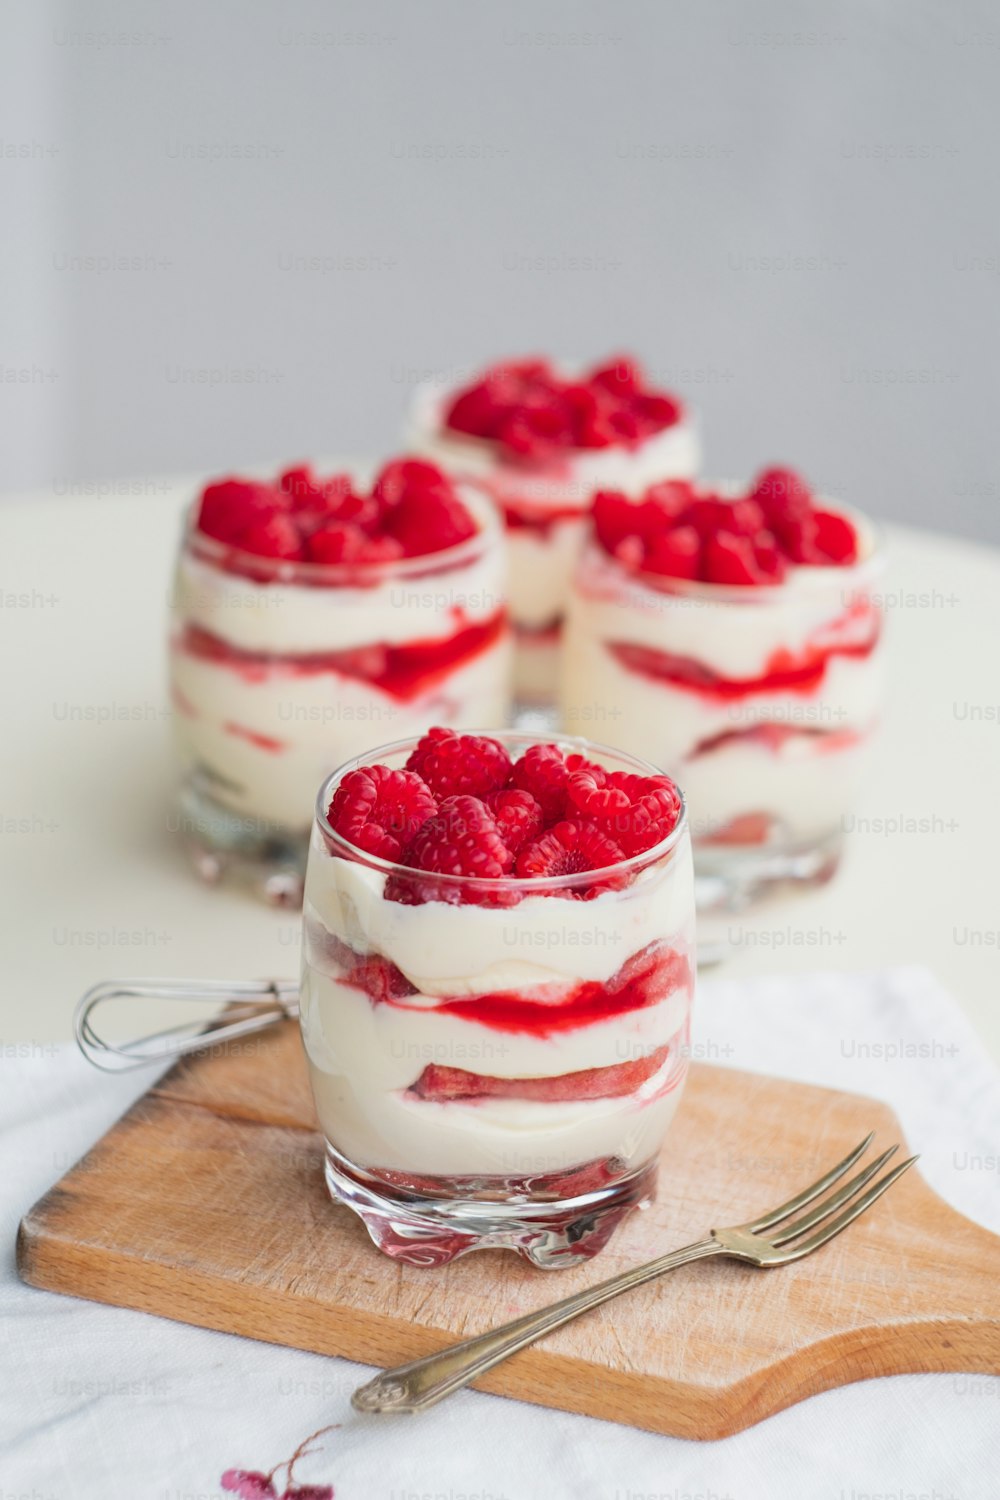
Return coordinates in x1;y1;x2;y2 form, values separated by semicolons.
2;965;998;1499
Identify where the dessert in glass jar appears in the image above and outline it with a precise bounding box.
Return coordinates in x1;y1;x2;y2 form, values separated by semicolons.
169;459;511;901
407;356;699;705
559;469;884;908
299;727;694;1267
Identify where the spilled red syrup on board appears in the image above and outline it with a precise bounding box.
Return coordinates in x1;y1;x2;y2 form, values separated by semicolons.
176;611;505;703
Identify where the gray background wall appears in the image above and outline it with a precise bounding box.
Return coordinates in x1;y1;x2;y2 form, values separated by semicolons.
3;0;999;542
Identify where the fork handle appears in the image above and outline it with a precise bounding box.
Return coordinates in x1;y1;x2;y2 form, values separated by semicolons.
351;1236;722;1415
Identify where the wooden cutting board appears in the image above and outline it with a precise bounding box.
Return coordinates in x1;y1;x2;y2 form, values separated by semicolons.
17;1019;1000;1439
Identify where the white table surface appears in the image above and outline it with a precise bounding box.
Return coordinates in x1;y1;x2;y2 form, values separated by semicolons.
2;481;999;1061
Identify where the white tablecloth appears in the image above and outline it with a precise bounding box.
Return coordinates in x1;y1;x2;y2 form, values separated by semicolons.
3;966;998;1499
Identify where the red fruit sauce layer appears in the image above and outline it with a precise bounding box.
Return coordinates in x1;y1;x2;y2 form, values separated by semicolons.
443;357;683;461
176;611;505;703
690;723;867;758
608;613;881;701
335;940;690;1038
501;500;592;536
515;617;563;643
409;1042;677;1103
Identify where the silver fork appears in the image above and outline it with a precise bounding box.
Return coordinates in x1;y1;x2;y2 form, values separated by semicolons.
351;1132;916;1415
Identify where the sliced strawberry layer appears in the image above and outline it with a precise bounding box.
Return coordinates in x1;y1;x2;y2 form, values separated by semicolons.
176;610;505;703
332;940;689;1037
607;618;880;701
409;1045;670;1103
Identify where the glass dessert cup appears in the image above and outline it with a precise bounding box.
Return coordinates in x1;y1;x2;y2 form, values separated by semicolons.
299;731;695;1268
168;480;511;905
560;523;885;912
407;372;700;708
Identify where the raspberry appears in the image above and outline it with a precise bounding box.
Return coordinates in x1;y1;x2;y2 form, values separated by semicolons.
704;531;763;585
588;357;638;395
515;819;627;897
405;727;512;800
327;764;437;861
484;788;544;854
566;767;628;823
777;512;823;565
197;479;282;544
509;743;570;820
615;781;683;856
749;467;813;526
387;487;477;557
442;356;682;458
373;458;452;508
238;513;306;561
372;458;478;557
643;479;697;521
634;393;682;433
593;490;639;552
389;795;515;905
567;769;682;855
813;508;858;564
306;521;366;564
642;525;702;580
753;530;787;582
278;464;327;510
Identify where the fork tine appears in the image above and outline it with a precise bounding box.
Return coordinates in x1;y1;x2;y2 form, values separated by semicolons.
748;1131;875;1233
768;1145;898;1246
780;1156;919;1261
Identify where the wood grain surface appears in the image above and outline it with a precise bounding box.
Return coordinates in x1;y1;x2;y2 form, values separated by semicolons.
17;1020;1000;1439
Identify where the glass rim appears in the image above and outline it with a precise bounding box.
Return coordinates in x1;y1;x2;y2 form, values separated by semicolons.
582;500;886;603
180;473;502;586
313;729;688;893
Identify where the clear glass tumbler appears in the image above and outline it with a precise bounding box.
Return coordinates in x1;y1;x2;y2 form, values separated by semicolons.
168;470;510;903
560;514;885;910
407;360;699;706
299;731;695;1268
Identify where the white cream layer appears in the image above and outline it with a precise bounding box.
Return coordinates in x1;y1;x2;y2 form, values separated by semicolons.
171;639;510;829
304;832;694;995
304;1036;689;1177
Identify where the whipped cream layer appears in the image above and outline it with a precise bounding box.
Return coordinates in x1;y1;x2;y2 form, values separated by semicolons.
560;525;884;846
305;835;693;994
299;827;695;1177
169;481;512;829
